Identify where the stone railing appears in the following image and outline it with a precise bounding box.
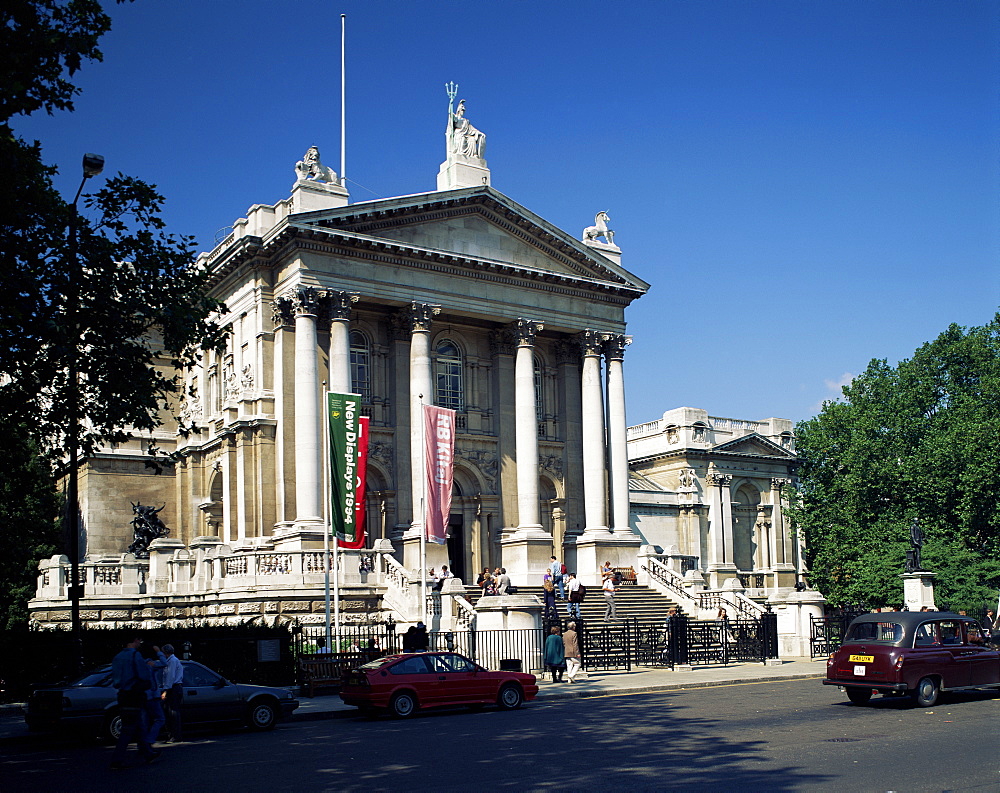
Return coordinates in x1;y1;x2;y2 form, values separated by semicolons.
638;554;701;614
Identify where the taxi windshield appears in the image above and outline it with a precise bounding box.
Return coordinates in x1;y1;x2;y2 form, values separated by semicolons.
845;621;903;645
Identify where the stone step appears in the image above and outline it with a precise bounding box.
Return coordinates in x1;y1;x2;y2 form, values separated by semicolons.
465;584;680;624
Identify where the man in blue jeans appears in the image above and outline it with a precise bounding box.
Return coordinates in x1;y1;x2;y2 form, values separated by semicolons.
565;572;582;619
549;556;565;600
110;636;160;769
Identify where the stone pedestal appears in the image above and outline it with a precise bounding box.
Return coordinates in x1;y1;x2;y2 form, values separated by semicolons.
437;154;490;190
401;533;449;577
474;595;543;672
902;571;937;612
147;538;186;595
501;533;554;586
768;589;827;657
706;564;740;589
574;535;642;586
289;178;349;212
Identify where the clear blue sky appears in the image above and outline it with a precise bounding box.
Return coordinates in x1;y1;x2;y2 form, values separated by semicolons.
15;0;1000;426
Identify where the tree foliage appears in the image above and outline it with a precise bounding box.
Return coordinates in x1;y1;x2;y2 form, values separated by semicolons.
789;315;1000;609
0;1;227;626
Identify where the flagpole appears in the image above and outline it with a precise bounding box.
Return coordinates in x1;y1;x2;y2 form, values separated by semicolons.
419;393;427;627
340;13;346;185
322;387;332;652
333;532;341;649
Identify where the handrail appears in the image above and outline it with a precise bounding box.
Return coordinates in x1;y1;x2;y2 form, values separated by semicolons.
699;591;766;621
641;557;698;613
452;595;476;628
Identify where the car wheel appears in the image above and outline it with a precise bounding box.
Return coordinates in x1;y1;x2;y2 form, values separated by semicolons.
845;686;873;705
248;699;277;731
105;711;123;742
497;683;523;710
389;691;417;718
913;677;939;708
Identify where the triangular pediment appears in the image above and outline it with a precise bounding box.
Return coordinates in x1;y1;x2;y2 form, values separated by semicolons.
294;186;649;293
712;433;796;458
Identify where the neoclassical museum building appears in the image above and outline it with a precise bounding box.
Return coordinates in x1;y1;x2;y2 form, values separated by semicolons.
30;99;809;632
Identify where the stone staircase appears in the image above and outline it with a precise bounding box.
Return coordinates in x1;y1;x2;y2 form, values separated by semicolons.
466;584;680;625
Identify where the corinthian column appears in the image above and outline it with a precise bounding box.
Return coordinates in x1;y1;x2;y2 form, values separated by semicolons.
513;319;545;535
578;330;609;535
407;302;440;533
292;287;324;530
603;333;631;535
326;291;359;393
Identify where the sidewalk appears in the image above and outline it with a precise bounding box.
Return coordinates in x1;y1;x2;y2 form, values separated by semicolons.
0;657;827;721
290;657;827;721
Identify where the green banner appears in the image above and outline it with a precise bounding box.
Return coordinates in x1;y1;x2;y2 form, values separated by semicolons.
327;392;362;544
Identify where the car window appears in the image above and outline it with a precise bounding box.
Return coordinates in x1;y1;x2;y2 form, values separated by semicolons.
914;623;937;647
967;622;986;645
358;656;394;671
940;621;963;645
846;621;903;645
430;654;474;673
70;669;113;687
388;656;432;675
183;663;221;686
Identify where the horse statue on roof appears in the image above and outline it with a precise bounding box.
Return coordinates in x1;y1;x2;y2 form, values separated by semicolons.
583;211;615;246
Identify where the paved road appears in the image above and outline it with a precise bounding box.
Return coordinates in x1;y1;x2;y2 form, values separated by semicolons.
2;679;999;792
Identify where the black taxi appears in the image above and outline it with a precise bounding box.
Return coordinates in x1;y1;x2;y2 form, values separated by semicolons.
823;611;1000;707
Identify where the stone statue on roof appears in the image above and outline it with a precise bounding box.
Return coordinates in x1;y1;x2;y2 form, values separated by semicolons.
446;83;486;160
295;146;338;183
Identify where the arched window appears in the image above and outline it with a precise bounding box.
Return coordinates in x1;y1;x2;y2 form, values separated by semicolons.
350;330;371;402
435;339;464;411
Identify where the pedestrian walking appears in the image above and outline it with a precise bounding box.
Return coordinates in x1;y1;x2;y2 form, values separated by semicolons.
602;572;618;621
141;644;167;746
565;572;583;619
542;578;559;621
549;556;565;599
544;626;566;682
110;636;160;769
160;643;184;742
563;622;582;683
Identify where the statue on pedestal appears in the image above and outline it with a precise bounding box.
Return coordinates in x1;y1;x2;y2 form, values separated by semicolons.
295;146;338;183
445;83;486;159
583;211;615;245
127;502;170;559
905;517;925;573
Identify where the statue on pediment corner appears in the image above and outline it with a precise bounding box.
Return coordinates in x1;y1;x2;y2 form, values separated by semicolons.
295;146;338;184
583;211;615;245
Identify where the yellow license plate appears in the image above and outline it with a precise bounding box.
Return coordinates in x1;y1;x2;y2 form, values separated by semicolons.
849;654;874;663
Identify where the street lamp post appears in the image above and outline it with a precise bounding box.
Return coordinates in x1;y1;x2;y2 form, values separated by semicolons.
66;153;104;671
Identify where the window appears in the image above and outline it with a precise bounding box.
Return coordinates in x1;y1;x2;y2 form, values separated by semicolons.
435;340;464;411
389;656;432;675
914;623;937;647
350;330;371;403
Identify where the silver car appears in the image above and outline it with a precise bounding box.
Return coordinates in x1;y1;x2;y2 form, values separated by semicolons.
25;660;298;740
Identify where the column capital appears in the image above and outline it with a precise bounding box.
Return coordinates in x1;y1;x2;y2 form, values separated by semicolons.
601;333;632;360
575;329;604;358
489;327;516;356
771;477;794;489
271;294;295;329
406;301;441;333
511;318;544;347
286;286;324;318
325;290;359;321
553;339;578;365
706;471;733;487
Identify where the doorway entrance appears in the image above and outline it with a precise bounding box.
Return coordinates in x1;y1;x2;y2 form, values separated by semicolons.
447;515;465;582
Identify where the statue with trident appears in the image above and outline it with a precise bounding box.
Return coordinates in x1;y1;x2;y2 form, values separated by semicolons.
445;82;486;159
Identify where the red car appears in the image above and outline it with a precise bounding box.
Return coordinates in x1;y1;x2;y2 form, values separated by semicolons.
824;611;1000;707
339;652;538;717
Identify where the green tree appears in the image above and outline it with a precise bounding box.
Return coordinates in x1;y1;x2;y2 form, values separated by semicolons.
0;1;227;625
789;315;1000;610
0;418;62;630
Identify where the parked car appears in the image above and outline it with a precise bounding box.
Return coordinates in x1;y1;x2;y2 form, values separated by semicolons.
339;651;538;717
823;611;1000;707
25;660;298;740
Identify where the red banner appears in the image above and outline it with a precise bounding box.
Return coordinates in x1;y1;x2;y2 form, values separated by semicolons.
423;405;455;545
340;415;369;550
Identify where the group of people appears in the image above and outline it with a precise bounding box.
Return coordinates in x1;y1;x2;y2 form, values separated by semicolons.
543;622;582;683
110;636;184;769
476;566;512;596
428;565;453;591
